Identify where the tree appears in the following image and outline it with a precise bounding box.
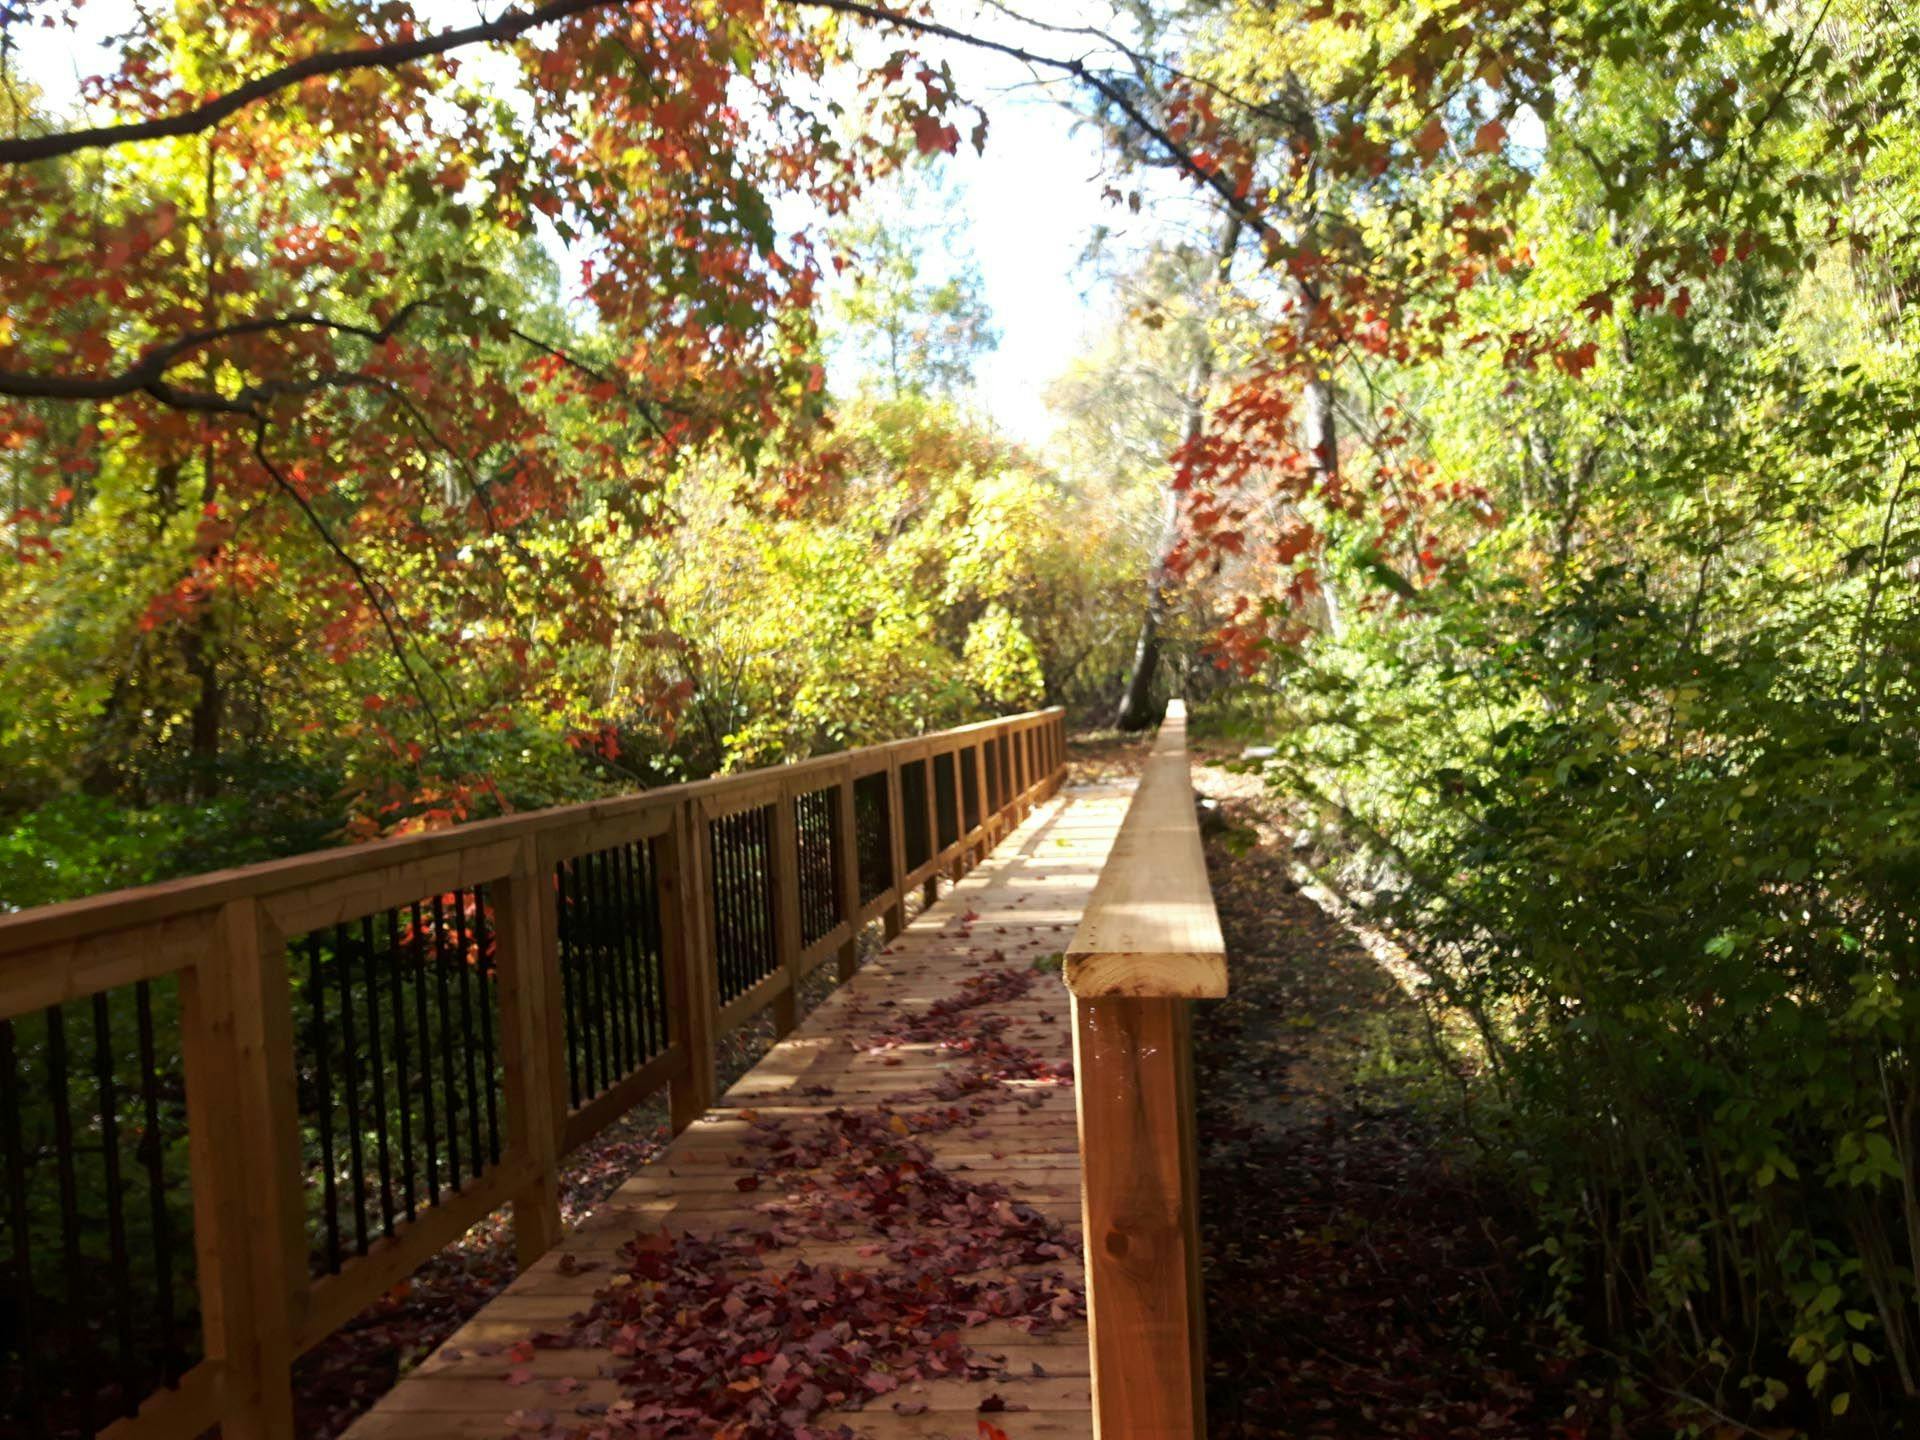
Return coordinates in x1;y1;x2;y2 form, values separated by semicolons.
827;167;999;398
0;0;985;828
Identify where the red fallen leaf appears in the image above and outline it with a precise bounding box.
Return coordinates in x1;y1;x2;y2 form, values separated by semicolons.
547;1377;583;1396
505;1340;536;1363
505;1408;554;1431
505;1366;535;1387
980;1422;1012;1440
735;1175;761;1191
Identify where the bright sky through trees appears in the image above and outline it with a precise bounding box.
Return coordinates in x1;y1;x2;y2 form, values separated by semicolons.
11;0;1137;444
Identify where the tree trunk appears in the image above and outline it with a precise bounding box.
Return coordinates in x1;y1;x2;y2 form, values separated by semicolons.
1112;211;1244;731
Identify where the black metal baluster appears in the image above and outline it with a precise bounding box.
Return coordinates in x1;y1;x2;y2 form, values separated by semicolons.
657;838;674;1041
800;797;820;941
92;993;138;1417
134;982;179;1384
430;896;463;1190
800;800;814;946
359;916;395;1237
645;841;669;1050
640;841;665;1051
386;910;416;1223
331;924;369;1255
738;814;756;990
451;893;484;1178
633;844;664;1059
710;820;734;1002
722;815;745;997
618;845;648;1062
608;846;641;1066
307;934;341;1271
825;792;842;933
594;850;630;1078
596;852;625;1072
408;902;439;1207
43;1004;92;1429
567;857;597;1097
804;797;818;936
469;887;501;1165
1;1017;47;1439
729;815;749;997
553;862;583;1109
753;808;774;982
583;854;608;1095
729;816;749;997
619;843;652;1057
740;815;758;992
568;856;603;1096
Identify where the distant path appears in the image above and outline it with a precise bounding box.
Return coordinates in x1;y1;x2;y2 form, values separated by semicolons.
340;781;1134;1440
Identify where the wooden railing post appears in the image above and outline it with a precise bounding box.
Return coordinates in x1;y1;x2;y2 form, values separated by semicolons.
771;789;803;1036
494;851;564;1266
835;772;863;981
916;753;940;907
946;748;967;883
968;740;990;864
663;806;718;1131
1064;700;1226;1440
178;898;301;1440
883;759;908;939
1014;724;1030;813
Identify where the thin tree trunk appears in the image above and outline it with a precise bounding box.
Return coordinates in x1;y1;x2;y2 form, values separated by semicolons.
184;136;222;799
1113;210;1243;730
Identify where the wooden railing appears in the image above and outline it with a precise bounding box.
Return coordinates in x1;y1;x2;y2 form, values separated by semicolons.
0;707;1066;1440
1066;699;1227;1439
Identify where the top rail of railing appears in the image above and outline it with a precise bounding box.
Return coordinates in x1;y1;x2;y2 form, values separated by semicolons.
1065;699;1226;999
0;705;1063;963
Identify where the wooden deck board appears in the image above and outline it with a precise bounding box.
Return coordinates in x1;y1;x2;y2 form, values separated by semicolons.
339;781;1131;1440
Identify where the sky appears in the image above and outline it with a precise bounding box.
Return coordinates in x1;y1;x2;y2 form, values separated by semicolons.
7;1;1171;445
888;28;1135;443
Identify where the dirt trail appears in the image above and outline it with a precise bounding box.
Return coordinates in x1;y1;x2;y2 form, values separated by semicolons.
1189;752;1606;1440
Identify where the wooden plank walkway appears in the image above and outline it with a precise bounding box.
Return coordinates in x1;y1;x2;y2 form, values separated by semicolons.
340;779;1134;1440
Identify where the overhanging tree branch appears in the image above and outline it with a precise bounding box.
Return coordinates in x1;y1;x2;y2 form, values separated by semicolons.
2;1;1286;254
0;303;426;406
0;0;621;166
251;417;454;747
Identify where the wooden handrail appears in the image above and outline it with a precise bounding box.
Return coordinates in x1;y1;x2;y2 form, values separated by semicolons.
1066;698;1226;1439
0;706;1068;1440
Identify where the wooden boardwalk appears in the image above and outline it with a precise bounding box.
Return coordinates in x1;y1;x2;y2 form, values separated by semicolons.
340;779;1133;1440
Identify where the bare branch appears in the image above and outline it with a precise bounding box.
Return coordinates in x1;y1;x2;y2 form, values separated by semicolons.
0;303;427;406
0;0;621;166
800;1;1283;247
5;1;1287;259
250;417;452;749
